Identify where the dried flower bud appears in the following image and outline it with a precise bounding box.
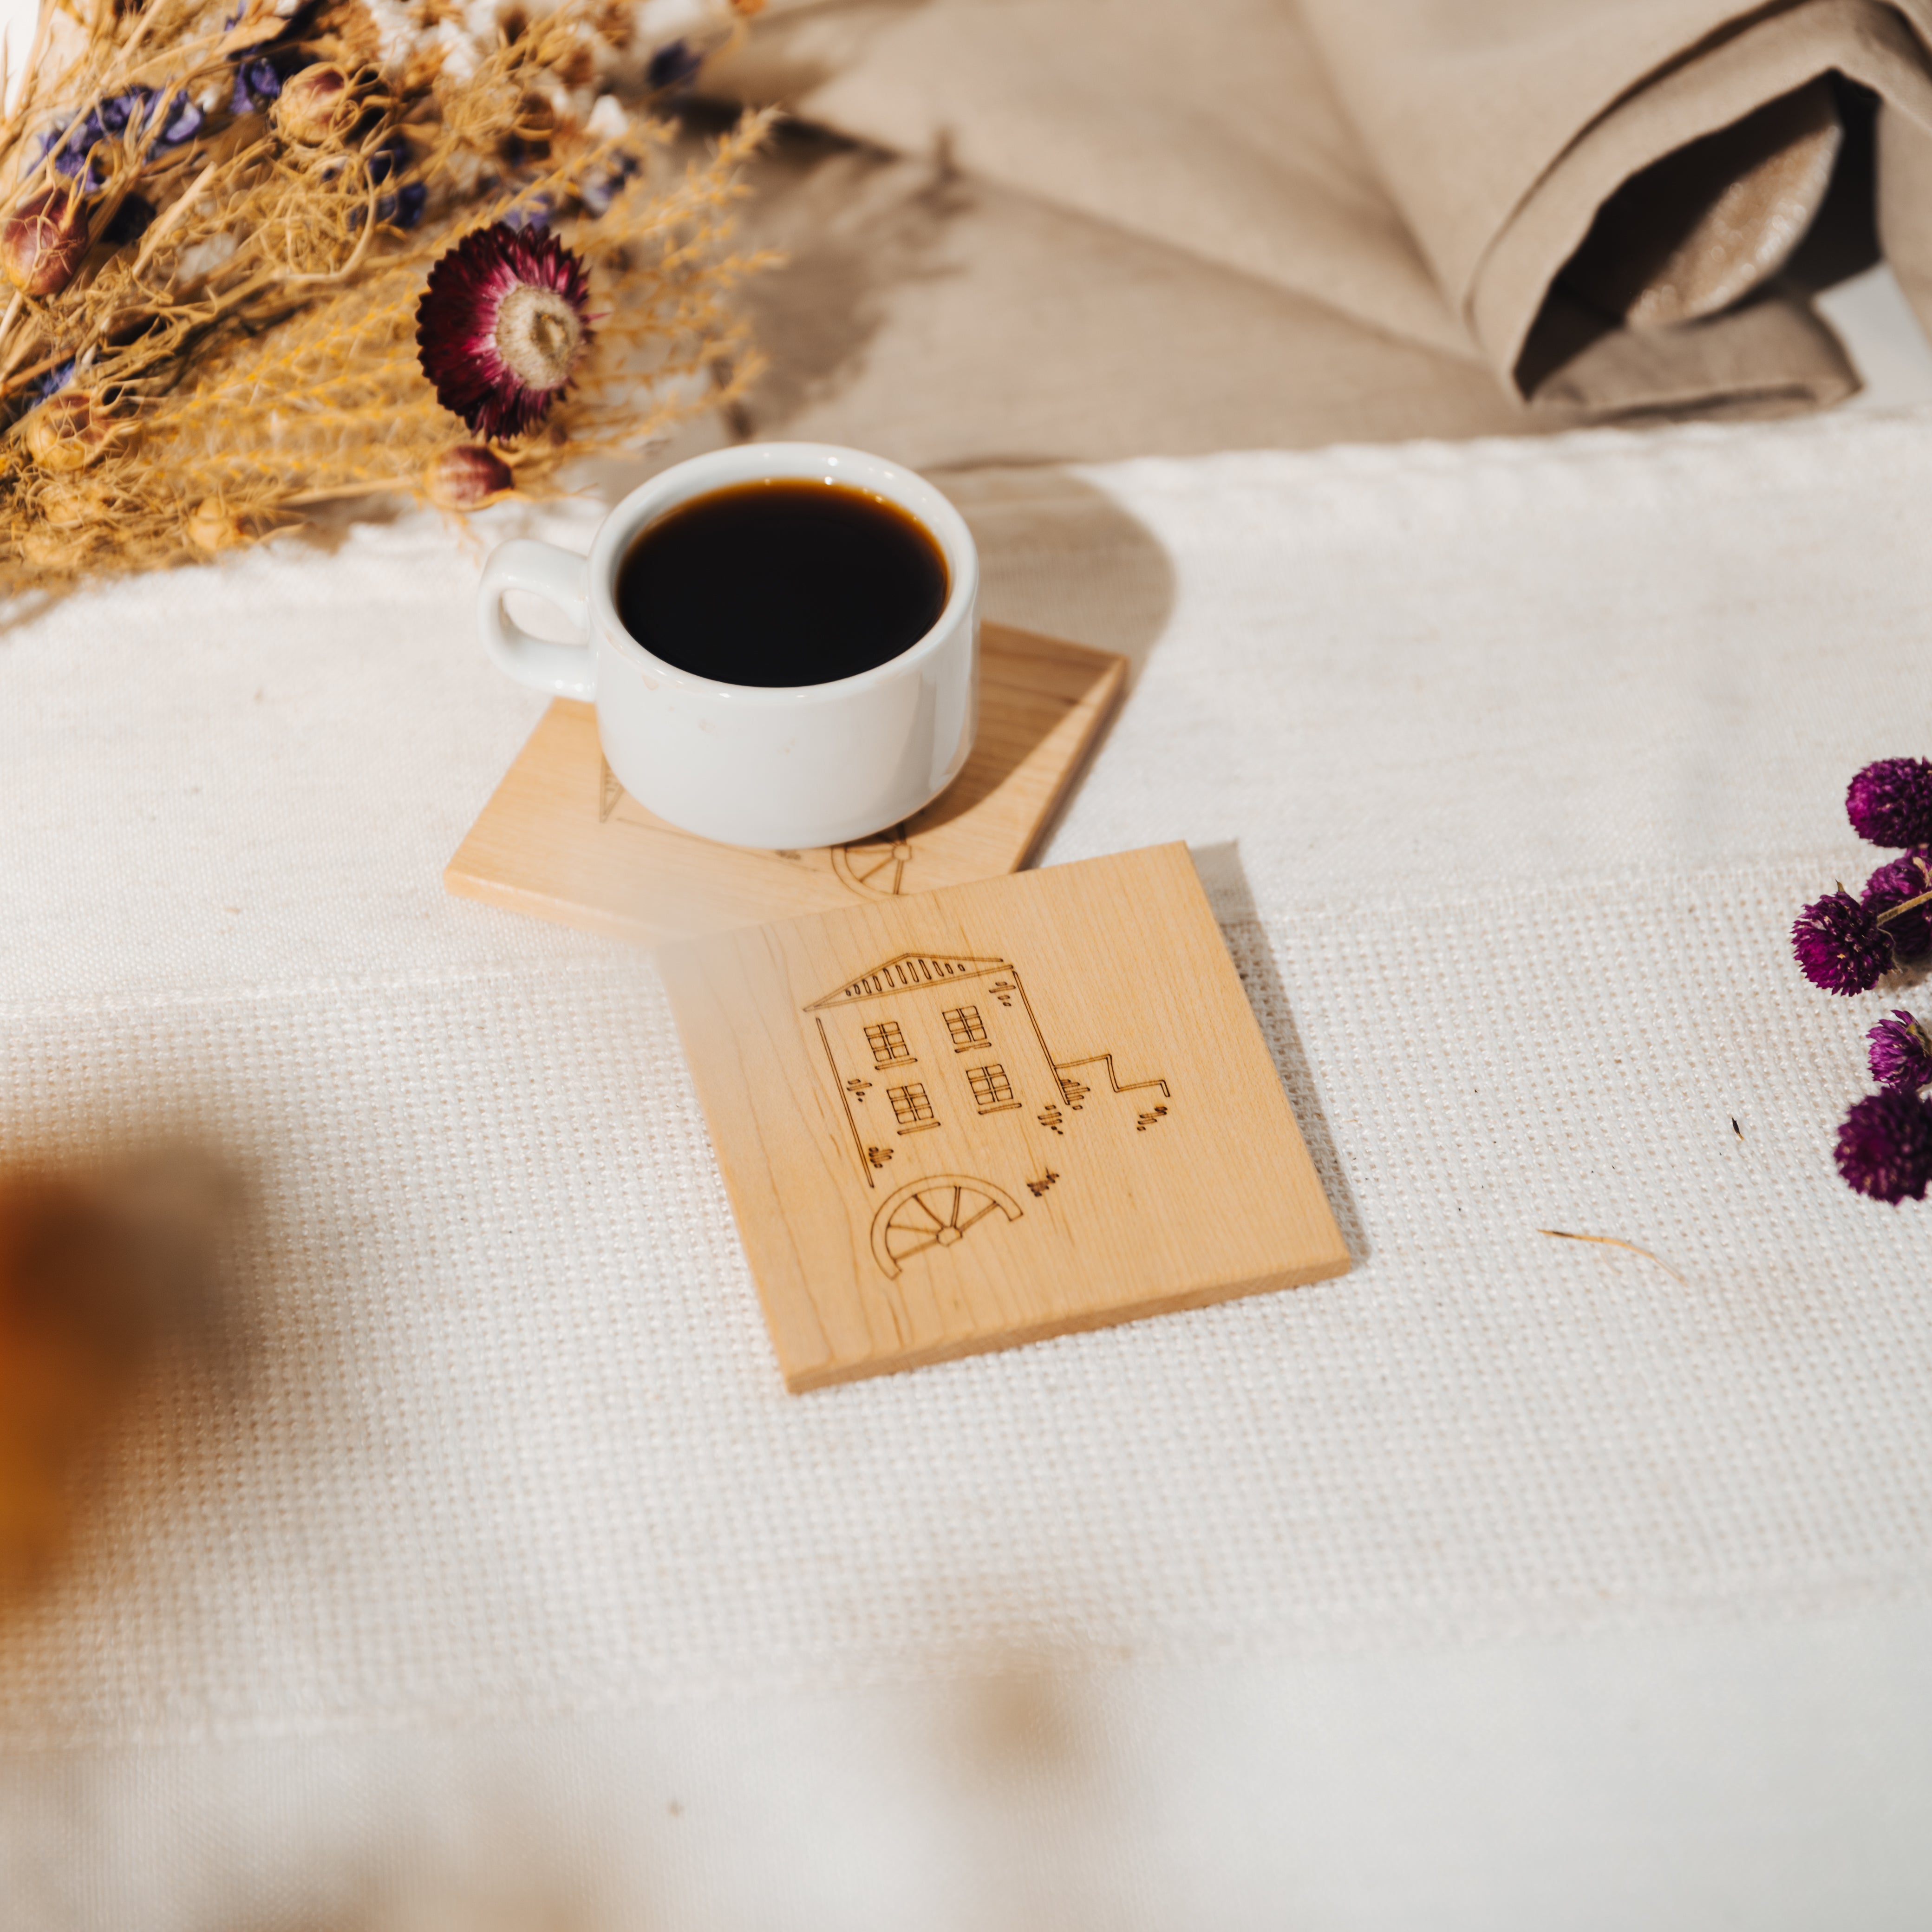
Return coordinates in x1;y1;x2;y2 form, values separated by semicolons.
23;392;105;472
0;188;92;298
18;525;92;569
424;444;513;509
37;475;109;527
272;64;353;145
187;497;245;553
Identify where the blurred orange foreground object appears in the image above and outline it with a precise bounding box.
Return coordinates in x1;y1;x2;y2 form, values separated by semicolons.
0;1157;228;1591
0;1171;160;1584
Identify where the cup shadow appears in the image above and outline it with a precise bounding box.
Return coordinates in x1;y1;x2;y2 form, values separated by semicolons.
901;625;1127;844
1191;840;1371;1266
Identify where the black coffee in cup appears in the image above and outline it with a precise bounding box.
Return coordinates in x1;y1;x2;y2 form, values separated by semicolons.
614;479;950;688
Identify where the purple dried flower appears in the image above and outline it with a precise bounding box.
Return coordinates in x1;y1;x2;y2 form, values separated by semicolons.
646;38;702;91
501;195;554;234
100;87;202;149
161;95;204;146
39;112;105;188
581;152;639;217
36;87;202;195
1868;1011;1932;1095
347;141;426;232
385;182;427;229
1835;1090;1932;1201
415;222;592;439
1847;758;1932;848
1792;889;1895;995
232;57;282;117
1861;847;1932;957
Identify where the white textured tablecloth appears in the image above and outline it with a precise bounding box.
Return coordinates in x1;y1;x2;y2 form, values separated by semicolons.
5;400;1932;1926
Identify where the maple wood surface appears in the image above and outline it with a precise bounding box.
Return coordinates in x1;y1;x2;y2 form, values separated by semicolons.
444;622;1126;945
657;844;1351;1390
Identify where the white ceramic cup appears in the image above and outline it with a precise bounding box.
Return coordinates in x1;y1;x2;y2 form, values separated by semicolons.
476;443;979;849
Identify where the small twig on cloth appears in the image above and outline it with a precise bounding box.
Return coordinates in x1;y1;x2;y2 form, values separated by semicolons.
1536;1228;1685;1284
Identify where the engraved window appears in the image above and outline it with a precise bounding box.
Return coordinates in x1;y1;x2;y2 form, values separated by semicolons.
887;1083;936;1129
967;1063;1015;1110
865;1020;913;1066
943;1005;989;1051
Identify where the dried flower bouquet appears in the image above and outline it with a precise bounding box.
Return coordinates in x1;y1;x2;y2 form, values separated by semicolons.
0;0;771;586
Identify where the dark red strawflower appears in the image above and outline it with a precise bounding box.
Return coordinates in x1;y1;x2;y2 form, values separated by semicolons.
1834;1090;1932;1202
415;223;592;440
1861;847;1932;957
1846;758;1932;848
1868;1011;1932;1095
1792;889;1895;995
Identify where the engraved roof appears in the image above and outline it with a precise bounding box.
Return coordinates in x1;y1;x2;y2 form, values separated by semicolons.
804;953;1013;1010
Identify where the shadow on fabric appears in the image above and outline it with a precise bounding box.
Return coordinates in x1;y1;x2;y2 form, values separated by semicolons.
1192;840;1369;1268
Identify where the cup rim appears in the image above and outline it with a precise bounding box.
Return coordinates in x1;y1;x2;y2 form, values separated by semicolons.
587;442;979;704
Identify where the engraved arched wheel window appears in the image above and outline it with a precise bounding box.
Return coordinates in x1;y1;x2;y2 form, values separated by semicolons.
832;825;917;898
869;1175;1023;1278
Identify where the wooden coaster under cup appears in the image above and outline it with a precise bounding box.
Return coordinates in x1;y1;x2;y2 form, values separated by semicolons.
658;845;1351;1391
444;622;1127;946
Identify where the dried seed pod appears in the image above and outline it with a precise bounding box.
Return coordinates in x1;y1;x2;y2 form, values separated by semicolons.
38;476;110;527
424;444;513;509
23;392;105;472
18;524;93;568
0;189;92;298
272;64;353;144
187;497;246;552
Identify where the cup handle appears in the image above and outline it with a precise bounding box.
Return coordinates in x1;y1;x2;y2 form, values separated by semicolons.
478;538;597;698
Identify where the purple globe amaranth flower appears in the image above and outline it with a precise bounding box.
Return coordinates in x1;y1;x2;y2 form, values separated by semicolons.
1868;1011;1932;1094
1847;757;1932;848
1792;889;1895;995
1835;1090;1932;1202
1862;847;1932;957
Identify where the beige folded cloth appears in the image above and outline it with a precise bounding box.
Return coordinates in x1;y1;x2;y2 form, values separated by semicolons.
710;0;1932;420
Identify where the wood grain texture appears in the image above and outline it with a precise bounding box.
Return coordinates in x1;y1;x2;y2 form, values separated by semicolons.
657;844;1351;1390
443;622;1127;946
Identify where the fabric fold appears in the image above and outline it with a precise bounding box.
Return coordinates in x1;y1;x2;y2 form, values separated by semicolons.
711;0;1932;422
1304;0;1932;394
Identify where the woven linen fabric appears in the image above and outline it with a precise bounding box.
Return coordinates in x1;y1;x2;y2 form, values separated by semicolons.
4;408;1932;1925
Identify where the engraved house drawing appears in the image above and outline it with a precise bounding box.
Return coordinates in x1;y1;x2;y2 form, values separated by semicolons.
805;952;1169;1278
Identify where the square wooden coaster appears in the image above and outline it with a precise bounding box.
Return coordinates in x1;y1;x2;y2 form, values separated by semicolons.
657;843;1351;1390
444;622;1127;946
